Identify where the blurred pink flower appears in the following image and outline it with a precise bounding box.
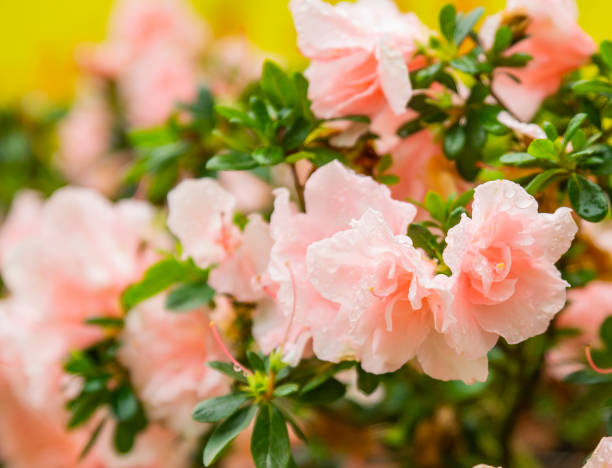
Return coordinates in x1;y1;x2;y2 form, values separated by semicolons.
79;0;208;79
2;188;158;343
0;190;42;265
119;46;199;128
290;0;430;119
443;180;577;365
118;295;229;436
254;161;417;366
482;0;596;121
547;281;612;378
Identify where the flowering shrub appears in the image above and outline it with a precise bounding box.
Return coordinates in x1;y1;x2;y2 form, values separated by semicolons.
2;0;612;467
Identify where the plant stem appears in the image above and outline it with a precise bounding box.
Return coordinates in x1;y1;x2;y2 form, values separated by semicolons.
291;163;306;212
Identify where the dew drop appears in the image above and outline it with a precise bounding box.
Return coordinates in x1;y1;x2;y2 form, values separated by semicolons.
233;364;243;372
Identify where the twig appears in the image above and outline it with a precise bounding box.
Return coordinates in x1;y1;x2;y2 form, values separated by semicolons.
290;163;306;212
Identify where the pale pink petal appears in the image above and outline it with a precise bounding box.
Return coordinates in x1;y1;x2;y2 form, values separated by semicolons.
289;0;367;58
376;38;412;115
583;437;612;468
417;332;489;384
167;178;239;267
304;160;416;236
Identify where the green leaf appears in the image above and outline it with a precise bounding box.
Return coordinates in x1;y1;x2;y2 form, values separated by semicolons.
562;113;587;149
273;383;299;398
568;174;609;222
300;378;346;404
113;422;137;454
601;316;612;349
111;385;138;422
216;106;257;128
527;139;557;160
450;56;479;74
439;4;456;42
601;40;612;69
247;351;266;373
397;119;422;138
165;281;215;312
425;191;446;222
203;405;258;466
572;80;612;95
282;118;313;151
454;7;484;45
79;418;107;460
251;405;291;468
357;366;380;396
446;206;468;230
500;152;539;166
68;393;104;428
207;361;248;384
378;174;400;186
407;224;441;260
413;63;443;89
260;61;296;109
443;124;466;159
206;151;258;171
450;189;474;210
377;154;393;174
542;122;558;141
307;147;345;166
85;317;124;328
495;53;532;67
491;25;512;56
192;393;251;423
326;115;371;124
300;361;355;394
524;169;568;195
121;258;195;311
252;146;285;166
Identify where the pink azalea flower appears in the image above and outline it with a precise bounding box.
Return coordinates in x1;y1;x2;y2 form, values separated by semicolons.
2;188;159;347
0;190;42;265
254;161;417;366
583;437;612;468
118;295;229;435
119;46;199;128
482;0;596;122
306;209;457;376
547;281;612;379
443;180;577;362
167;177;273;302
290;0;430;119
79;0;208;79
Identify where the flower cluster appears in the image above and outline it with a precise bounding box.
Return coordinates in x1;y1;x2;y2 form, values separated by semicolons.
1;0;612;466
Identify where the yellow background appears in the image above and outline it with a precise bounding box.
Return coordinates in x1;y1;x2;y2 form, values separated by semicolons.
0;0;609;104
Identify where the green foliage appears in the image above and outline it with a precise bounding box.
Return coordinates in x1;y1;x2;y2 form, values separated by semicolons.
121;258;212;312
64;338;148;456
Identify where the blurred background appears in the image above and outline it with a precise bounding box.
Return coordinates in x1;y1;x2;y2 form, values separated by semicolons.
1;0;611;105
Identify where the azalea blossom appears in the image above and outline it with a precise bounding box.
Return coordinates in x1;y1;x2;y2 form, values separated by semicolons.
481;0;596;121
118;294;229;436
255;160;418;366
119;46;199;128
443;180;577;362
0;190;42;265
79;0;208;79
290;0;430;119
167;177;273;302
